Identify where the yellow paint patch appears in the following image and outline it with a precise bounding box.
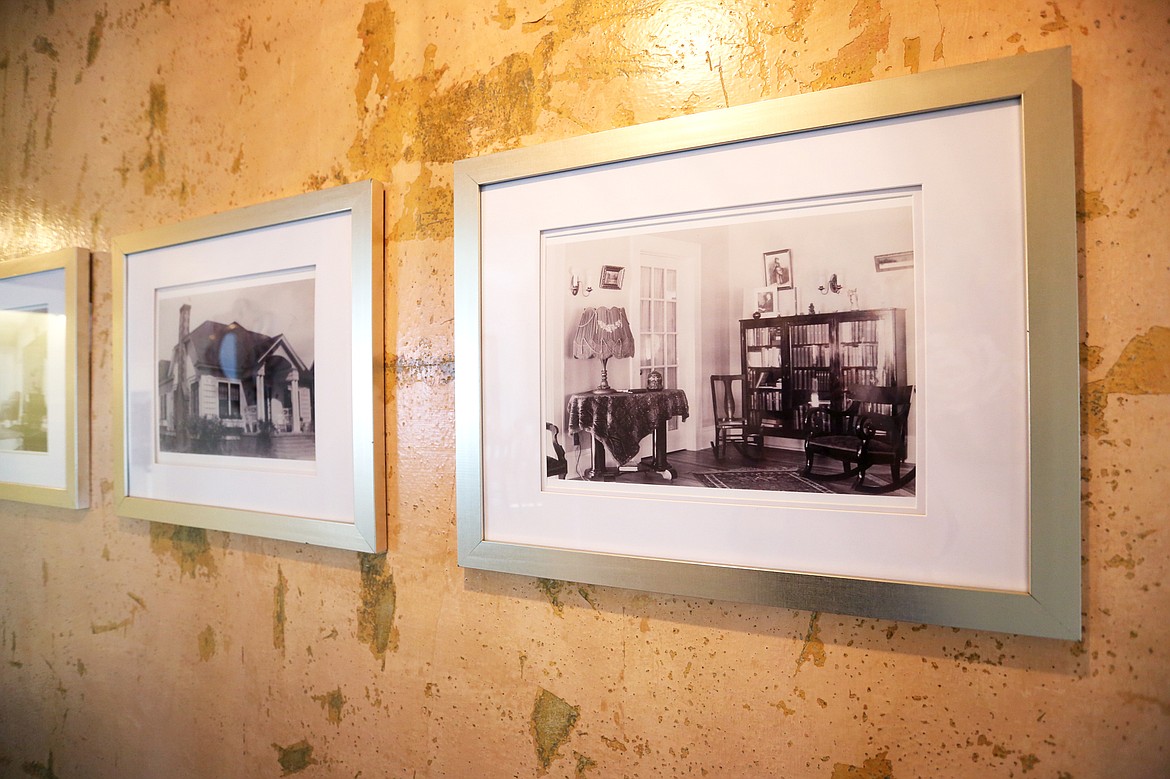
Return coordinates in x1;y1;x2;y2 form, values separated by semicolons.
149;523;216;578
536;578;567;617
493;0;517;30
831;751;893;778
32;36;59;61
809;0;891;90
357;553;398;660
772;699;796;715
797;612;827;671
1081;341;1104;371
786;0;817;42
390;164;453;242
531;688;580;771
272;739;316;775
1040;1;1069;34
85;10;106;68
274;565;288;652
198;625;216;661
902;36;920;73
141;81;167;194
312;687;346;724
1084;327;1170;437
1077;188;1111;221
574;751;597;776
91;592;148;635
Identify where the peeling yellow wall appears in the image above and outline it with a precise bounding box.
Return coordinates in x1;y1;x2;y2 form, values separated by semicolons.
1;0;1168;776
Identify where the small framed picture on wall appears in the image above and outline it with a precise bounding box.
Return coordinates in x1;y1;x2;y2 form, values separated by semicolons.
763;249;793;290
599;265;625;290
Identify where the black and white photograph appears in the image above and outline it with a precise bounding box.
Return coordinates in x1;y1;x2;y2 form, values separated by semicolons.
764;248;793;289
544;192;917;499
0;305;50;453
156;271;315;461
465;48;1077;632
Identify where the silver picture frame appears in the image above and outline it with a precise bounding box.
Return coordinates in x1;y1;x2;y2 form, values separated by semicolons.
0;247;91;509
113;181;387;552
455;49;1079;638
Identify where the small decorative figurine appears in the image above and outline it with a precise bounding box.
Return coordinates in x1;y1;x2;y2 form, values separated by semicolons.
647;370;663;390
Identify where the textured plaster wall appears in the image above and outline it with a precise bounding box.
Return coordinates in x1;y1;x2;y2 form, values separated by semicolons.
1;0;1167;776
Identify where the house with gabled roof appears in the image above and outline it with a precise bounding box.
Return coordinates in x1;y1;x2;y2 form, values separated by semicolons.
158;303;313;452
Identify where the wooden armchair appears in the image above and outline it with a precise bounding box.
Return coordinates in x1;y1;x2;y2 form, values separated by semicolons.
710;374;761;459
803;384;915;493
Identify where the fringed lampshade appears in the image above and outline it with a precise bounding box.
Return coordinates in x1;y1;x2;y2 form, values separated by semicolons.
572;306;635;393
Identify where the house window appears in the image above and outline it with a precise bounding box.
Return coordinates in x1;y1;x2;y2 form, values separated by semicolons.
218;381;242;419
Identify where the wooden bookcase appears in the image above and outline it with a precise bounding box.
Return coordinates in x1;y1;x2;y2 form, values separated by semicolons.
740;308;908;440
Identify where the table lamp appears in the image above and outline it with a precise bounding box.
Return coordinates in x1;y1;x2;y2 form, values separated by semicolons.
572;306;635;393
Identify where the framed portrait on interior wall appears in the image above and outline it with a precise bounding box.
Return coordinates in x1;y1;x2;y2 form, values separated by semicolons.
455;49;1080;638
0;247;90;509
763;249;793;289
599;264;626;290
113;181;387;552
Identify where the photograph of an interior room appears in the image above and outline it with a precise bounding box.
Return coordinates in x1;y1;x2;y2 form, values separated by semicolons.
544;191;918;496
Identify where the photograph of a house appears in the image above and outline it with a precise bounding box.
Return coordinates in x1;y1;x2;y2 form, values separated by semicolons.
156;273;315;461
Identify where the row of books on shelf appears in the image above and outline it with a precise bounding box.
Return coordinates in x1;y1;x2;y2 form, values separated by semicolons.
840;342;879;367
840;318;880;343
790;322;830;345
745;346;783;367
752;346;881;369
841;367;881;386
790;343;829;367
744;327;782;347
750;387;785;412
790;368;832;391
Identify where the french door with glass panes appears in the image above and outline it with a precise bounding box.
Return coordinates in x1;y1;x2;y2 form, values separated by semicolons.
628;236;698;454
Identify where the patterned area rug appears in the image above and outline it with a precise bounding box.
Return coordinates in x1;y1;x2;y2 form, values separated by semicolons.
694;468;834;493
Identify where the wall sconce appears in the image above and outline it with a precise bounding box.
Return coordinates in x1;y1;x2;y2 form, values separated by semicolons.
818;273;843;295
569;270;591;296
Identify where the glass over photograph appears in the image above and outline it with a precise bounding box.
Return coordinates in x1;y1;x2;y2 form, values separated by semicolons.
544;191;918;499
0;305;50;454
155;269;316;462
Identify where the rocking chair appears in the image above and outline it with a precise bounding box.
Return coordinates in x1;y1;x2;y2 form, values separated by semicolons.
710;374;762;459
803;384;915;493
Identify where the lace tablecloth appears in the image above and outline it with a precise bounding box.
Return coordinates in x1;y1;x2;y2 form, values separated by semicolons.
567;389;689;465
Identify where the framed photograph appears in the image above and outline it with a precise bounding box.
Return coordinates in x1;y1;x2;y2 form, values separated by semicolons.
113;181;387;552
875;250;914;272
599;265;626;290
753;286;779;316
763;249;793;289
455;49;1079;638
0;247;90;509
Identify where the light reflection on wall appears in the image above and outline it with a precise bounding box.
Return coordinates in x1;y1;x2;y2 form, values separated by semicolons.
0;186;92;260
622;0;746;111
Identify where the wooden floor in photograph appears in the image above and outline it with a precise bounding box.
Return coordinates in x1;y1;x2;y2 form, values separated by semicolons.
565;444;916;498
